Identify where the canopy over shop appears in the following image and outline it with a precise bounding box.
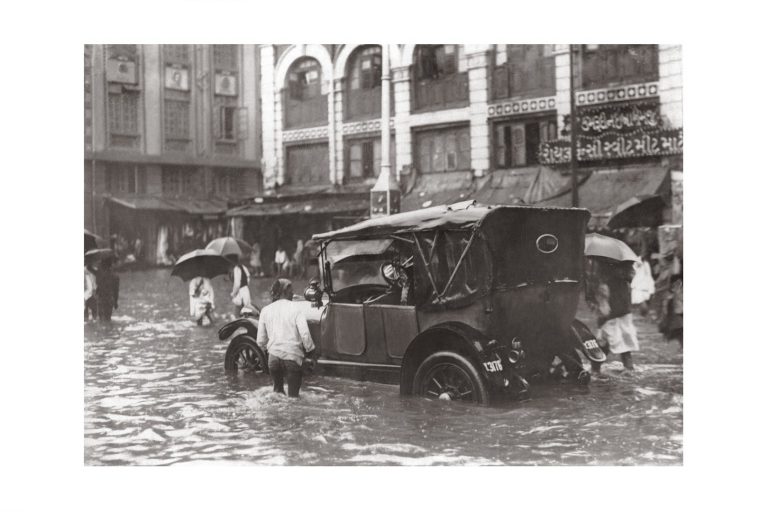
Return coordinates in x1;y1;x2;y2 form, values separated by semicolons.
225;193;370;273
105;196;229;266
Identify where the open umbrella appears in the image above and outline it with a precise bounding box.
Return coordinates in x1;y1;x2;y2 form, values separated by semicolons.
171;249;232;281
206;237;251;259
584;233;638;262
607;195;666;229
84;229;104;253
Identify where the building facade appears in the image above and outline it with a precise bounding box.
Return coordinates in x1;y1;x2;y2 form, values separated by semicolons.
85;44;683;267
84;44;262;265
247;44;682;258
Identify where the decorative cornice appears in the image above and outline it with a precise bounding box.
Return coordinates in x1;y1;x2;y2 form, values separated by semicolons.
576;82;659;106
282;126;329;143
341;118;395;135
487;96;557;118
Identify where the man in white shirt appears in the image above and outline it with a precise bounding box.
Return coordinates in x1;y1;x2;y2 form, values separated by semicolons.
256;279;315;397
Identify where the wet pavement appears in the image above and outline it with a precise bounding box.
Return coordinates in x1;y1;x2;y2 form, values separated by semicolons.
84;269;683;465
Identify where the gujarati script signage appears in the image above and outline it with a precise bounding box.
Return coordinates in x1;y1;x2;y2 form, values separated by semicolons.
538;128;683;164
578;100;661;136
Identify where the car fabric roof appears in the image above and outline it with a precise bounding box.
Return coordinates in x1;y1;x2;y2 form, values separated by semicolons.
313;202;586;241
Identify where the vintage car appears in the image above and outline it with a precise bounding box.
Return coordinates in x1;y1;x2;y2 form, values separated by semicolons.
219;201;606;404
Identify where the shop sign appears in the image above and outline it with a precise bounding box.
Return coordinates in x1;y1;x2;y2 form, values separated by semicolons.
538;128;683;164
578;100;661;136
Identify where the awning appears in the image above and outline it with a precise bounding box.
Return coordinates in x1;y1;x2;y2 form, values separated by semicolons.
401;171;477;212
227;195;370;217
474;166;570;205
536;165;669;226
106;196;227;215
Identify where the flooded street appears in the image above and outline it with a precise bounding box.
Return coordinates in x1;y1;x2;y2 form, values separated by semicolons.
84;269;683;466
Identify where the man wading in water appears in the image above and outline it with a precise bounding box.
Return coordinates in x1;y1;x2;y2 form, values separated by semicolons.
256;279;315;398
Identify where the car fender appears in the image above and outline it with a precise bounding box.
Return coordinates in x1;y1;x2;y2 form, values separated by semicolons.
568;319;606;362
217;318;258;341
400;322;507;393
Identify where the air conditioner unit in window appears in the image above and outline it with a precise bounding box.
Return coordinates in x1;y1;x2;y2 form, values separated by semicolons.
215;72;238;96
165;65;190;91
106;58;137;84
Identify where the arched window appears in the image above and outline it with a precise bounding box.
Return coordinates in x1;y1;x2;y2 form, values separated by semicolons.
345;46;383;120
412;45;468;111
492;45;555;100
284;58;328;128
581;45;658;89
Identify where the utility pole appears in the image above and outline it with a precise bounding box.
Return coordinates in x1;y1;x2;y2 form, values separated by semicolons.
370;44;400;217
569;44;580;208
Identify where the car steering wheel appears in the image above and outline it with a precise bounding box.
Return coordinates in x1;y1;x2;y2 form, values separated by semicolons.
381;262;397;286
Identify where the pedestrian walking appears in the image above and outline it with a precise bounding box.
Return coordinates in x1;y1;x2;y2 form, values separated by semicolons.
274;245;288;277
586;257;639;372
293;239;304;278
631;252;655;316
249;241;263;277
95;257;120;322
84;264;97;321
256;279;315;398
189;276;215;326
228;255;251;317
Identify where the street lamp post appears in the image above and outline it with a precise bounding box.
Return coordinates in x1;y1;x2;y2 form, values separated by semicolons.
569;44;580;208
370;44;400;217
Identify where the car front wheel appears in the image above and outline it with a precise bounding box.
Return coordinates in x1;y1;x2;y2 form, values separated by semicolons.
224;335;268;374
413;351;490;405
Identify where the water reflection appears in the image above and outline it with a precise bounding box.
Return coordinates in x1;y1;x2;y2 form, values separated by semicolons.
84;269;682;465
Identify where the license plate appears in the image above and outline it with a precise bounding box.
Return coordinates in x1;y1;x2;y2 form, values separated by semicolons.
583;339;599;350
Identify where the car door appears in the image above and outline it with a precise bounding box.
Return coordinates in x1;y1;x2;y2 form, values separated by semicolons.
320;303;366;359
363;304;419;363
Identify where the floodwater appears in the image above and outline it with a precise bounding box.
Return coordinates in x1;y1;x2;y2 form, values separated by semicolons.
84;269;683;466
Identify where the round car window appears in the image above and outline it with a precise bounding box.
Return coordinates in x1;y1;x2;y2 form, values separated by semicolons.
536;234;559;254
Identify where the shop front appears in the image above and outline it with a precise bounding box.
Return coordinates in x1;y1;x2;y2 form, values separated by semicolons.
106;196;229;267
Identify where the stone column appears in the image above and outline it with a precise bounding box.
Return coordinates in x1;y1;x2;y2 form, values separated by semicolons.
195;44;212;157
260;45;278;189
242;45;260;162
658;44;683;128
553;44;573;137
392;65;411;177
466;45;491;178
91;45;106;152
333;77;345;184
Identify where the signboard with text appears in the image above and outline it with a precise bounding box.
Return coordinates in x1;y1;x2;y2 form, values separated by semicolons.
538;100;682;164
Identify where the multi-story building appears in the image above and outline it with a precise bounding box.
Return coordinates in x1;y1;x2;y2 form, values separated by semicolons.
84;44;262;264
235;44;682;262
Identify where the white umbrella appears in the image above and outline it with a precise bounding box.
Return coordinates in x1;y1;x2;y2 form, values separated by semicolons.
584;233;638;262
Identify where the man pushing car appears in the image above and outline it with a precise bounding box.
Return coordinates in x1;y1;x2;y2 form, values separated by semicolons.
256;279;315;398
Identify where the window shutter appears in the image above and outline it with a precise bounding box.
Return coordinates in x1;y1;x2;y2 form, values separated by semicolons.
493;67;508;99
212;107;222;140
237;107;248;140
512;124;526;166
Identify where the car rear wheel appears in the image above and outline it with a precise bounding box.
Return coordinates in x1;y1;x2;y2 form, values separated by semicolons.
413;351;489;405
224;335;268;374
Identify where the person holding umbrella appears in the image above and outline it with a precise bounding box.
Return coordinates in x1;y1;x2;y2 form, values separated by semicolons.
204;237;253;318
584;233;640;372
171;249;231;325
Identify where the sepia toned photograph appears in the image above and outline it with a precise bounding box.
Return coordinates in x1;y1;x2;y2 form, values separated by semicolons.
83;43;683;466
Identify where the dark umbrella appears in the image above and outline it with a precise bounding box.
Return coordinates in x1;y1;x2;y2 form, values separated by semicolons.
607;195;666;229
84;229;104;253
206;237;252;259
85;248;114;264
171;249;232;281
585;233;638;262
